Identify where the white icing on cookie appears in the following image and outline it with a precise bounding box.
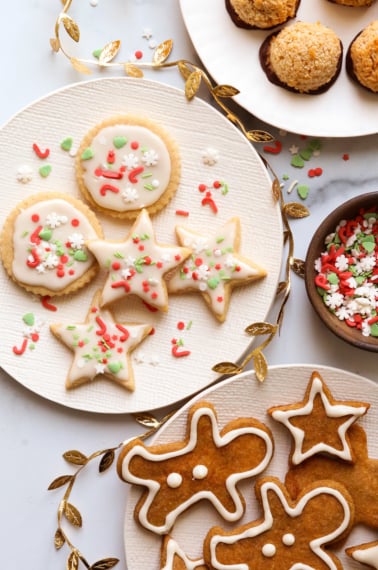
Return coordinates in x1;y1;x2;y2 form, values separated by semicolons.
349;543;378;569
79;125;172;212
11;199;99;291
161;537;207;570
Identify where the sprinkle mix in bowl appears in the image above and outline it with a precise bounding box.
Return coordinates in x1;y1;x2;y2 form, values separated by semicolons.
305;193;378;352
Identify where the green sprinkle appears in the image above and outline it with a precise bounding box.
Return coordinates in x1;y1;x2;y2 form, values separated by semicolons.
327;272;339;285
114;252;124;259
92;48;103;59
291;155;305;168
362;240;375;254
39;228;52;241
207;277;220;289
144;184;155;191
81;148;94;161
67;325;76;330
61;137;73;152
22;313;35;326
308;139;322;151
39;165;52;178
216;237;225;244
73;250;88;262
282;174;290;181
113;136;127;149
299;148;313;161
29;343;36;351
297;185;309;200
141;172;152;178
186;320;193;330
371;323;378;337
108;362;122;374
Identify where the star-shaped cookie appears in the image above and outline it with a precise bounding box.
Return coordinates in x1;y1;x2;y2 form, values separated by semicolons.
205;477;353;570
346;541;378;569
87;208;190;310
50;290;151;390
268;371;370;465
161;536;208;570
167;217;266;322
117;401;273;534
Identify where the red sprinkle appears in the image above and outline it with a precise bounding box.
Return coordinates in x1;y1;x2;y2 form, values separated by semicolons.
13;338;28;355
33;143;50;159
171;343;191;358
263;140;282;154
95;316;107;336
175;210;189;217
116;324;129;342
135;50;143;60
100;184;119;196
177;321;185;330
41;296;58;311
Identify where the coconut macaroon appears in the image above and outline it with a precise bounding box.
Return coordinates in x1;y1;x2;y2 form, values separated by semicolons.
347;21;378;93
259;21;343;94
225;0;300;30
328;0;374;7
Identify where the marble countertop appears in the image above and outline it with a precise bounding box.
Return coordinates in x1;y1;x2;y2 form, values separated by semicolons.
1;1;377;567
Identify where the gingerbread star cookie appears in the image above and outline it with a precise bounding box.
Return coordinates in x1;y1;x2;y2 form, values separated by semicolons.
167;217;266;322
50;290;152;391
205;477;354;570
346;541;378;569
117;401;274;534
268;371;370;465
87;209;190;310
161;536;208;570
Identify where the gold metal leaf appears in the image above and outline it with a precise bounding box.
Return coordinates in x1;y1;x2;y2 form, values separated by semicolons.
67;551;79;570
50;37;60;52
54;528;65;550
63;450;88;466
277;280;289;295
291;258;306;278
246;130;274;143
284;202;310;219
212;84;240;98
124;63;144;78
133;412;160;429
99;40;121;64
153;39;173;65
48;474;73;490
272;178;282;201
185;71;202;101
178;61;192;81
254;350;268;382
212;362;242;375
61;14;80;43
64;502;83;527
245;322;277;336
70;57;92;75
99;450;115;473
90;558;120;569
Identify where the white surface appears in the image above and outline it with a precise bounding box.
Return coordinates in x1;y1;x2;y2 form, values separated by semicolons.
0;77;281;413
125;365;378;569
0;0;377;569
179;0;378;137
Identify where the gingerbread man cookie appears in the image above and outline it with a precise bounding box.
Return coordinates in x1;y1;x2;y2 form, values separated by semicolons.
268;371;370;465
204;477;354;570
117;401;274;534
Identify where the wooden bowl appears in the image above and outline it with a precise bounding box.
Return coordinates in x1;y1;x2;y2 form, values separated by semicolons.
305;192;378;352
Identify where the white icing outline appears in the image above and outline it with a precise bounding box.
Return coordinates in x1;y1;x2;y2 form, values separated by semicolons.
270;371;369;464
120;405;273;534
161;537;206;570
209;480;351;570
349;543;378;569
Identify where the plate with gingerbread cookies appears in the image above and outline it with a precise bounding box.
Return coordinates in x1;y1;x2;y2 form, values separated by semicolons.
0;77;282;413
180;0;378;137
123;364;378;569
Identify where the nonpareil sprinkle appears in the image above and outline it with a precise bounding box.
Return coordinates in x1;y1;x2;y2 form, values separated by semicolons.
314;206;378;338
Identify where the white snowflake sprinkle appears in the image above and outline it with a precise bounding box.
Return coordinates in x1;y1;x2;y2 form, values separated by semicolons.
68;233;85;250
122;187;139;203
122;153;139;169
142;149;159;166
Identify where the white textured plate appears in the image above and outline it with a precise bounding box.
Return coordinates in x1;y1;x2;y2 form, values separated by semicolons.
179;0;378;137
124;364;377;569
0;77;282;414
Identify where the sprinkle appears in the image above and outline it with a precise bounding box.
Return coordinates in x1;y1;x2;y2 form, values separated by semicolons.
286;180;298;194
135;50;143;60
41;296;58;311
13;338;28;355
291;155;305;168
175;210;189;217
60;137;73;152
33;143;50;159
39;164;52;178
342;153;350;161
263;140;282;154
297;185;309;200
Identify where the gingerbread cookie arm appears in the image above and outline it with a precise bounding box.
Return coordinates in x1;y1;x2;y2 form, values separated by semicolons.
161;536;208;570
117;402;273;534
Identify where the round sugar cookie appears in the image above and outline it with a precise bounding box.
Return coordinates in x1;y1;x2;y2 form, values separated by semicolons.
75;115;181;219
0;192;103;297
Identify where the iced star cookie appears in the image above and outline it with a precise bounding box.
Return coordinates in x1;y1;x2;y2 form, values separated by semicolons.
117;401;274;534
204;477;354;570
161;536;208;570
167;217;266;322
346;541;378;569
0;192;103;297
76;115;181;219
50;290;152;391
87;208;190;311
268;370;370;465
